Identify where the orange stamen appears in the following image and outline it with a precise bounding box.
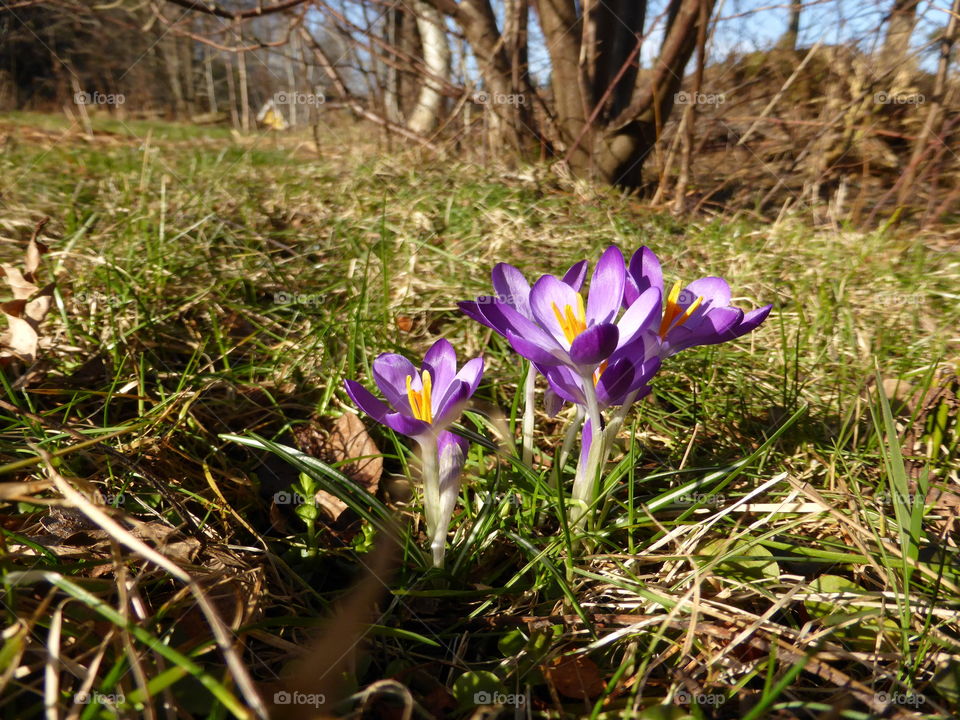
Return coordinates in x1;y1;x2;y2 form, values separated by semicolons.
551;293;587;344
658;279;703;338
405;370;433;423
593;359;608;386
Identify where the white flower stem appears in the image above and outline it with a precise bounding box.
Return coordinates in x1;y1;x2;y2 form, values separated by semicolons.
418;435;443;567
521;363;537;467
570;380;605;529
590;389;642;530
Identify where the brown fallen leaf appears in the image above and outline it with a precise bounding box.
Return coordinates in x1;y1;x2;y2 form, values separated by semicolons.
293;412;383;521
2;266;38;300
545;654;606;700
1;219;55;370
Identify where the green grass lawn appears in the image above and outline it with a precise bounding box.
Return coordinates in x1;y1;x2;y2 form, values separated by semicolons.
0;112;957;719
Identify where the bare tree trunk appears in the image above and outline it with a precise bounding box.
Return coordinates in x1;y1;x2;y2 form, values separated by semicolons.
406;0;451;133
882;0;920;66
777;2;801;50
590;0;713;187
672;0;708;211
285;33;298;127
161;34;187;118
896;0;959;206
237;46;250;131
179;35;196;115
225;51;240;129
383;9;402;123
534;0;586;160
447;0;542;153
204;43;217;113
503;0;529;107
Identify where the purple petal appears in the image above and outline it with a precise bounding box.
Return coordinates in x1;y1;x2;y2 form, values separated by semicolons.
529;274;583;347
452;356;484;398
459;299;495;330
383;412;430;437
562;260;588;291
727;304;773;338
544;387;566;416
578;418;593;476
626;356;662;395
585;246;625;325
438;429;469;461
616;286;662;349
666;307;743;353
610;333;658;366
506;329;567;366
343;380;390;424
491;263;532;317
423;338;457;396
489;300;559;347
595;358;635;407
623;275;640;308
433;379;472;427
628;246;663;297
544;365;586;406
569;323;618;366
684;276;731;309
372;353;418;413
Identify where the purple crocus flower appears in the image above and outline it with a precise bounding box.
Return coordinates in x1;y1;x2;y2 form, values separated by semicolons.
459;259;589;437
458;259;587;337
343;338;483;567
541;332;662;411
481;246;662;379
625;246;772;357
343;339;483;442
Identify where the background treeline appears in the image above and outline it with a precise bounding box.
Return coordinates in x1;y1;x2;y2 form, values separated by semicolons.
1;0;957;226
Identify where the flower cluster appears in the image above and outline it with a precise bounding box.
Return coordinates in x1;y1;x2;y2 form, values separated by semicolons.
345;244;770;565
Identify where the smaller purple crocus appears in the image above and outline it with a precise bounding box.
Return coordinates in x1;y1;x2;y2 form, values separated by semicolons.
344;338;483;568
625;246;772;358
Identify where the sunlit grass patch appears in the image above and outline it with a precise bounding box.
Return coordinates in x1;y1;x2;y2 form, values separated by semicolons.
0;114;956;719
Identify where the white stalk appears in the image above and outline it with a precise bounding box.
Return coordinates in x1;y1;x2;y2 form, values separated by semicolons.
570;379;605;528
521;363;537;466
433;437;466;568
417;435;442;567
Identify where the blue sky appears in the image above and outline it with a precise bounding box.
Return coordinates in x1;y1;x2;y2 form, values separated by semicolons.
512;0;949;84
304;0;951;92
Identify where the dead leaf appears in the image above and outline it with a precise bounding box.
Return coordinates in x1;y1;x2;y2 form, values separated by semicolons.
293;412;382;521
24;237;49;281
0;301;40;362
25;283;55;323
2;266;37;301
327;411;383;490
1;222;55;370
545;655;606;700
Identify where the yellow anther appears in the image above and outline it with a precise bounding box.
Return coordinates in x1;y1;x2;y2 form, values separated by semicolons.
658;279;703;338
405;370;433;423
593;359;608;386
551;292;587;345
674;296;703;330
